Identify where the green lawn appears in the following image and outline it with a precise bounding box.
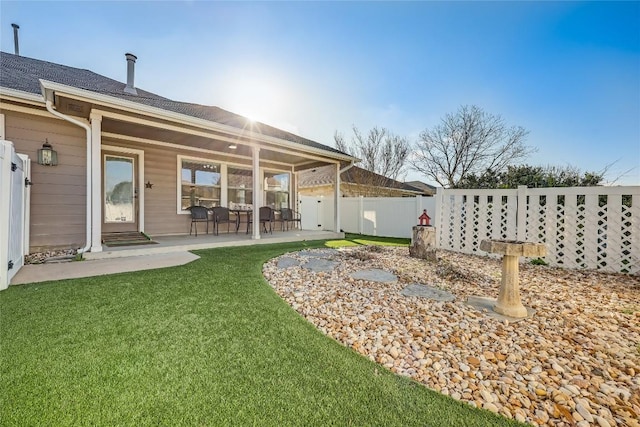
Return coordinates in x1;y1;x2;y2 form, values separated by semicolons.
325;232;411;248
0;239;521;426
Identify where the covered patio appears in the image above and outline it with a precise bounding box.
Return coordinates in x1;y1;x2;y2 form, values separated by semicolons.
35;79;356;254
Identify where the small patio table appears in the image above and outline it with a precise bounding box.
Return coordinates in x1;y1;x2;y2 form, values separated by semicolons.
230;209;252;234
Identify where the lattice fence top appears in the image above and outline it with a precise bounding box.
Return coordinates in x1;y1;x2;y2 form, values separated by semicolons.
435;186;639;274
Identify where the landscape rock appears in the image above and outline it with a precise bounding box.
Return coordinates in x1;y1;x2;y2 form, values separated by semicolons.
263;246;640;427
400;283;455;301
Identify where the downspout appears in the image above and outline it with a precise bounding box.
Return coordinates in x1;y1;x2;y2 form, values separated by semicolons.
340;161;355;174
339;161;356;193
45;99;92;254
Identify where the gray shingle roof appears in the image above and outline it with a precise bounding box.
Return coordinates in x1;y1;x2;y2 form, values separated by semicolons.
404;180;437;195
299;164;425;194
0;51;348;156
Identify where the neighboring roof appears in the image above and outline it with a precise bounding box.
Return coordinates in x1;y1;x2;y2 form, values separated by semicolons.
404;180;437;195
298;164;425;194
0;51;349;157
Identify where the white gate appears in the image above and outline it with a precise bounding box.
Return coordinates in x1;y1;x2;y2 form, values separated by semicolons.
299;196;335;231
0;140;30;289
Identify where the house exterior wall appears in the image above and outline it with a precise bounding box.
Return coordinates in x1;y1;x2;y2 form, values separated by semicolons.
299;184;334;197
4;110;87;251
299;183;414;198
2;108;315;251
103;137;293;236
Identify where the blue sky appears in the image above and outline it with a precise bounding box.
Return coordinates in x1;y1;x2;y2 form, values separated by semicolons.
2;1;639;185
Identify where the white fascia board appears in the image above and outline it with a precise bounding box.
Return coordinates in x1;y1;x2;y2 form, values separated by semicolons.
0;87;45;104
38;80;357;163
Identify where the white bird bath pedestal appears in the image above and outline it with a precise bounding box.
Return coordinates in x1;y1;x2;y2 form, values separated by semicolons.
479;239;547;318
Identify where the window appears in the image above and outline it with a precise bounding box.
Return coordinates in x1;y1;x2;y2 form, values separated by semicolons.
264;171;290;210
227;167;253;210
180;158;221;210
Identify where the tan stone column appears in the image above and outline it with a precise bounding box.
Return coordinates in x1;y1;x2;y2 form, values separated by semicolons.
409;226;437;261
494;255;527;318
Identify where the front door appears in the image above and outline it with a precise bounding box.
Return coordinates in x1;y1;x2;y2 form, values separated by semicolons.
102;152;139;233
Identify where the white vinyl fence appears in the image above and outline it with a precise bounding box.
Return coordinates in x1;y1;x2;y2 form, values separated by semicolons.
340;196;436;238
0;140;31;289
299;195;436;239
434;186;639;274
302;185;638;273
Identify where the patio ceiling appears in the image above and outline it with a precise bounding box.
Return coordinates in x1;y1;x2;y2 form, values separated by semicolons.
51;89;348;172
100;116;330;170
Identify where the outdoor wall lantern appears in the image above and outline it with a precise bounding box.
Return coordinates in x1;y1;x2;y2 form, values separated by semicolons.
37;139;58;166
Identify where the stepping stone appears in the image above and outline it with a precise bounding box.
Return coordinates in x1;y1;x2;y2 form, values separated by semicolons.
277;257;300;269
350;269;397;283
297;249;338;258
400;283;455;301
302;258;338;273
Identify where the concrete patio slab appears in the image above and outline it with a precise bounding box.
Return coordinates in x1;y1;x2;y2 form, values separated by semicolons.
10;252;200;285
83;230;343;260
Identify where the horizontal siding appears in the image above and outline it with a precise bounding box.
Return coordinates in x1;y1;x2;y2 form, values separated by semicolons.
31;194;86;206
4;110;87;252
138;141;189;235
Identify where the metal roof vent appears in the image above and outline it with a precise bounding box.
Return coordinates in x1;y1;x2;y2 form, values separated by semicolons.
11;23;20;56
124;53;138;95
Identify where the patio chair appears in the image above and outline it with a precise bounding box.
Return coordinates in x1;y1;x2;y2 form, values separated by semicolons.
247;206;274;234
189;206;210;236
280;208;301;231
211;206;239;235
272;209;286;231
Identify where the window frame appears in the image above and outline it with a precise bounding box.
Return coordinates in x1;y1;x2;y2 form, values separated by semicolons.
263;170;291;210
227;166;254;210
176;155;222;214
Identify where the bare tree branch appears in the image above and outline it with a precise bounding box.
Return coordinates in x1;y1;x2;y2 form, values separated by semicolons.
409;105;535;187
334;126;410;195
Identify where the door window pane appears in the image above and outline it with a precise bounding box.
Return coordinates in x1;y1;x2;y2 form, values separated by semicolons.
105;156;134;223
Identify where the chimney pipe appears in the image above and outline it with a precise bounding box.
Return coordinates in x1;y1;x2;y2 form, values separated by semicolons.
124;53;138;95
11;23;19;56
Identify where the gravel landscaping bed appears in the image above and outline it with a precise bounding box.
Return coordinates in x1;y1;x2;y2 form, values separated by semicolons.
24;249;77;264
263;246;640;427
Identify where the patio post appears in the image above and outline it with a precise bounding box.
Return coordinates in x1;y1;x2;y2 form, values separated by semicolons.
90;112;102;252
252;146;261;240
334;162;340;233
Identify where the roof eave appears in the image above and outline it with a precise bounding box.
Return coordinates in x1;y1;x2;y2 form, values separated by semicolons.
0;87;45;104
38;79;357;163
